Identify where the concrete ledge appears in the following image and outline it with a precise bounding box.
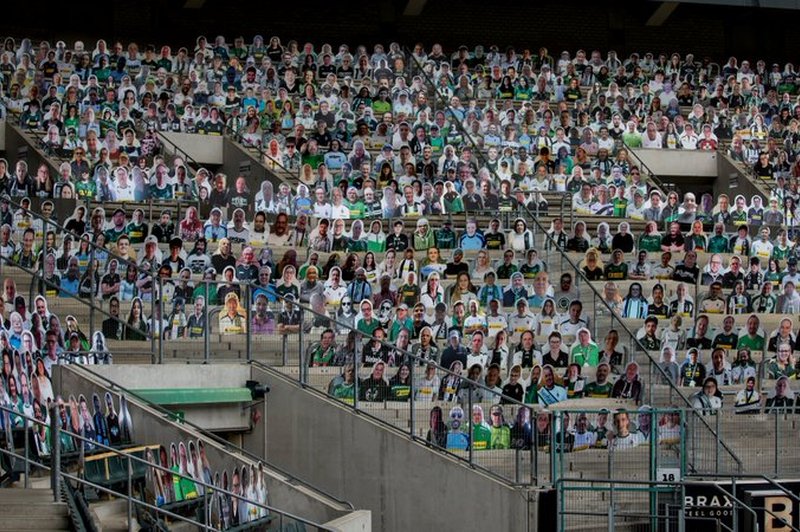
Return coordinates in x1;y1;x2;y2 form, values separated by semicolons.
631;147;717;177
324;510;372;532
160;131;223;165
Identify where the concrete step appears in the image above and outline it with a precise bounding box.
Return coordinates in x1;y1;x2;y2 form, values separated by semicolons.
91;498;137;532
0;489;69;530
0;487;58;501
0;515;70;530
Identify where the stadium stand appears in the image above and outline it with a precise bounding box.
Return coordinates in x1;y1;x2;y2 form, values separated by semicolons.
1;32;800;530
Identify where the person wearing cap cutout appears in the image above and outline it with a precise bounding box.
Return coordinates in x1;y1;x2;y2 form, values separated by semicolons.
412;218;435;251
163;237;185;274
388;304;413;342
386;220;408;252
440;329;467;370
782;257;800;289
434;220;457;250
151;210;175;243
104;208;128;243
204;207;227;242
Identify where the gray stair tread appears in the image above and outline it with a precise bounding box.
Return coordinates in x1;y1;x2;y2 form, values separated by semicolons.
0;489;58;499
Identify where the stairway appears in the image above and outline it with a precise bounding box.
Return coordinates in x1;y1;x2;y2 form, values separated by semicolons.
0;488;70;531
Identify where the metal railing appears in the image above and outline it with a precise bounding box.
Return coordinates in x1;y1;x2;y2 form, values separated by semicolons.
7;132;745;482
0;402;333;531
9;110;202;219
722;150;779;198
686;408;800;478
622;140;674;195
200;286;695;491
249;292;552;486
218;122;299;186
556;477;684;532
2;195;153;346
555;476;785;532
66;363;356;511
406;48;744;475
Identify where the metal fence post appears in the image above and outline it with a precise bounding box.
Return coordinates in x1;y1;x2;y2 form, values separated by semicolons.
690;412;696;473
550;413;557;483
353;335;361;410
715;413;720;474
23;415;29;488
204;279;210;363
149;267;156;356
157;275;164;364
51;405;60;502
530;433;536;485
40;218;47;292
281;334;288;365
731;476;739;532
298;303;306;385
774;411;779;477
409;358;415;440
127;455;133;532
89;245;95;336
608;444;615;532
203;486;209;528
467;379;473;468
245;284;252;361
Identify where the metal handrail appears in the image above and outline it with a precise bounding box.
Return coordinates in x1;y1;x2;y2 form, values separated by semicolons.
66;363;356;510
622;141;672;194
3;251;152;343
0;402;334;531
4;195;149;277
696;472;800;503
556;476;765;532
7;116;73;189
10;112;201;218
219;122;299;184
405;47;744;474
558;192;573;233
253;359;547;487
703;473;800;531
722;150;779;197
248;288;557;486
266;289;542;409
2;192;158;348
61;480;95;532
148;128;214;213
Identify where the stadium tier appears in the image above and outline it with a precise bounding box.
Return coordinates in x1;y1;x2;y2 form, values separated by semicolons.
0;30;798;531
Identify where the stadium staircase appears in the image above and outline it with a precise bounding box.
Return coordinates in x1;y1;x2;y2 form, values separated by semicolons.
3;78;781;530
0;487;70;531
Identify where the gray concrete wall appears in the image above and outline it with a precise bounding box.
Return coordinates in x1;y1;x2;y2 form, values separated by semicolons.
4;122;76;221
246;365;537;532
324;510;372;532
91;364;249;389
90;365;251;432
631;148;717;177
160;131;223;165
631;147;718;177
716;152;766;203
220;138;289;211
4;121;58;175
54;365;353;526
